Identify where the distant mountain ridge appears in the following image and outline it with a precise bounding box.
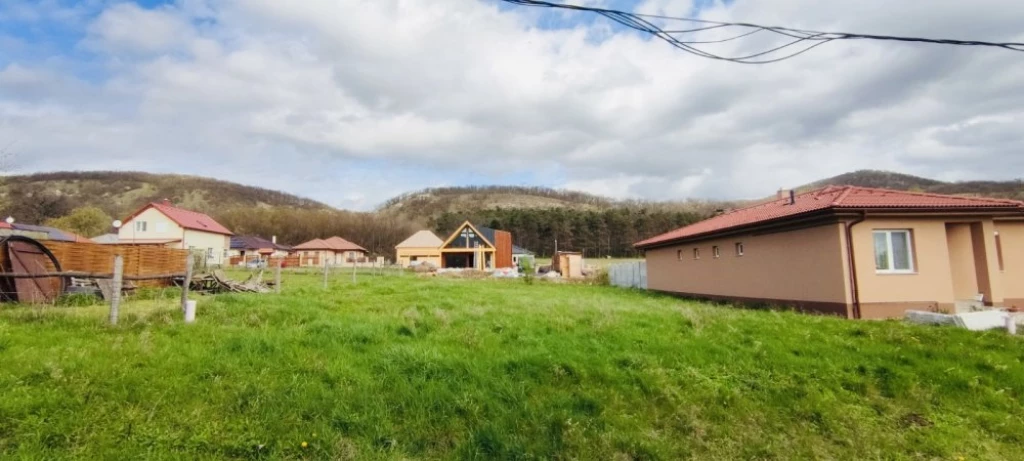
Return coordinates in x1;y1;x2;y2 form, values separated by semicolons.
0;171;330;222
799;170;1023;200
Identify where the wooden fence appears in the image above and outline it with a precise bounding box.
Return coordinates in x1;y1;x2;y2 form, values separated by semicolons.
0;241;192;287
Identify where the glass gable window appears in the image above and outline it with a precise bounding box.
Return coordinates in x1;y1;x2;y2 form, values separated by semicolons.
873;230;914;273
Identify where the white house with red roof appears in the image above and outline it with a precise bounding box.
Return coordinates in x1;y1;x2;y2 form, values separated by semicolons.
636;186;1024;320
117;200;234;264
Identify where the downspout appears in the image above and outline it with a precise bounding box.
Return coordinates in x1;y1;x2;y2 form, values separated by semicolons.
844;212;867;319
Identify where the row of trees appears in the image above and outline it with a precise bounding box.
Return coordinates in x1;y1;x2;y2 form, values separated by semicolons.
431;207;705;258
22;203;705;259
214;208;419;258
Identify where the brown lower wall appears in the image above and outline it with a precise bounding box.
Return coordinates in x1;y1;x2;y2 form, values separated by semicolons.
652;290;953;320
859;302;953;320
1004;298;1024;309
652;290;852;318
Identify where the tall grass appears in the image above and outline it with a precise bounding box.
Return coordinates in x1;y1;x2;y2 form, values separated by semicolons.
1;272;1022;459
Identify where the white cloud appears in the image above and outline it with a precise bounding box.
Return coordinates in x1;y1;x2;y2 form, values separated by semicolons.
1;0;1023;210
84;3;192;54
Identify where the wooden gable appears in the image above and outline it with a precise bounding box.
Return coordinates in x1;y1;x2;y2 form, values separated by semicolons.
442;222;494;250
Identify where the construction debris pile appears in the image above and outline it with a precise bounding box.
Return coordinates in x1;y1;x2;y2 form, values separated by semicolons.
185;270;272;294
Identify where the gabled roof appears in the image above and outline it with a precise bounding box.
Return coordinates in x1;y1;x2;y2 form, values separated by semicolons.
11;223;91;242
636;186;1024;249
231;235;289;251
512;245;534;255
124;201;233;236
293;236;367;252
441;221;496;249
396;230;444;249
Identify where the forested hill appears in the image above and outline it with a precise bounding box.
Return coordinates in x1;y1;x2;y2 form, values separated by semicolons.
0;171;330;224
801;170;1024;200
377;186;616;220
380;186;738;257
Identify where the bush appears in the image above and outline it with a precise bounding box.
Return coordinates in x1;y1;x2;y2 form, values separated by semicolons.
521;260;535;285
55;293;102;307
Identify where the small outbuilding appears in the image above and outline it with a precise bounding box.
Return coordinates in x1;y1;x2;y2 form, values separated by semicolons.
512;245;535;267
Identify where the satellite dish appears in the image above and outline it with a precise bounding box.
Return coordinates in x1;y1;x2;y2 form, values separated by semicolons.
112;220;123;229
4;216;13;225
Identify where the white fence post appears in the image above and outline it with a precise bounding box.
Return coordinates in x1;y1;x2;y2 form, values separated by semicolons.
109;255;123;325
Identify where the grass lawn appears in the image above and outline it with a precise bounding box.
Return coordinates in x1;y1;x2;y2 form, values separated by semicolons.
1;272;1023;460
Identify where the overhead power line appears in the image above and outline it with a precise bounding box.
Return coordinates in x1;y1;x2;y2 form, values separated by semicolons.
500;0;1024;64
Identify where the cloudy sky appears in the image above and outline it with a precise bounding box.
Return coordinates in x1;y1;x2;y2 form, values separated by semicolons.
2;0;1022;210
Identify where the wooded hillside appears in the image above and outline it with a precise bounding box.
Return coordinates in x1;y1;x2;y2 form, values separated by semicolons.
0;171;329;224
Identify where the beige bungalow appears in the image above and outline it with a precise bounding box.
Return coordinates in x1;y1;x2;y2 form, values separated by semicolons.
635;186;1024;319
292;236;368;266
395;230;443;267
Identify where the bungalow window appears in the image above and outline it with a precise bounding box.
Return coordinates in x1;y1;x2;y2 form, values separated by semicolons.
873;230;914;273
735;242;744;256
206;248;214;259
135;221;147;232
155;222;168;233
677;249;683;261
693;248;700;260
713;246;721;259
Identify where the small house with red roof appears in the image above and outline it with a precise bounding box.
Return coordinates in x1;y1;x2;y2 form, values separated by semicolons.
635;186;1024;319
292;236;368;266
118;200;233;264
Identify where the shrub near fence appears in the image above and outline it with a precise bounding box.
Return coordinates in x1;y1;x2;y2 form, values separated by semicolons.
29;242;188;286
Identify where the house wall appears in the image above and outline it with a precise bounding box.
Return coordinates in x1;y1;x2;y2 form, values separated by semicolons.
183;229;231;265
945;223;978;300
396;247;441;267
848;217;1009;318
119;208;184;243
645;223;850;316
995;221;1024;308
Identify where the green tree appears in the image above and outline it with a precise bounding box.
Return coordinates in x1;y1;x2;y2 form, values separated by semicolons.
45;207;113;237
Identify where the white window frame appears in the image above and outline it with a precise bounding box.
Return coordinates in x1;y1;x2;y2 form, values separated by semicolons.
135;221;147;232
873;230;915;274
693;248;700;260
735;242;744;256
677;249;683;261
712;246;721;259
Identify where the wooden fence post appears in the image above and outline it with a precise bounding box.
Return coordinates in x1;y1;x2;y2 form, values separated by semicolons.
181;253;193;313
275;260;282;294
109;255;123;325
323;261;329;290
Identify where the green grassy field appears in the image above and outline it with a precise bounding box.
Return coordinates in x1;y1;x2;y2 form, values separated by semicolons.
1;272;1023;460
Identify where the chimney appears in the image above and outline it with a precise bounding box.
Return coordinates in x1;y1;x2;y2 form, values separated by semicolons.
789;189;796;205
161;198;172;205
272;235;277;244
777;188;786;200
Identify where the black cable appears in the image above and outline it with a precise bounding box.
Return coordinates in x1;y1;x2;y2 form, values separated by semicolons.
500;0;1024;64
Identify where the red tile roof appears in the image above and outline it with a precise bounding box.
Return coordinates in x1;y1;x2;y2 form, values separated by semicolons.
126;202;233;236
293;236;367;252
636;186;1024;248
